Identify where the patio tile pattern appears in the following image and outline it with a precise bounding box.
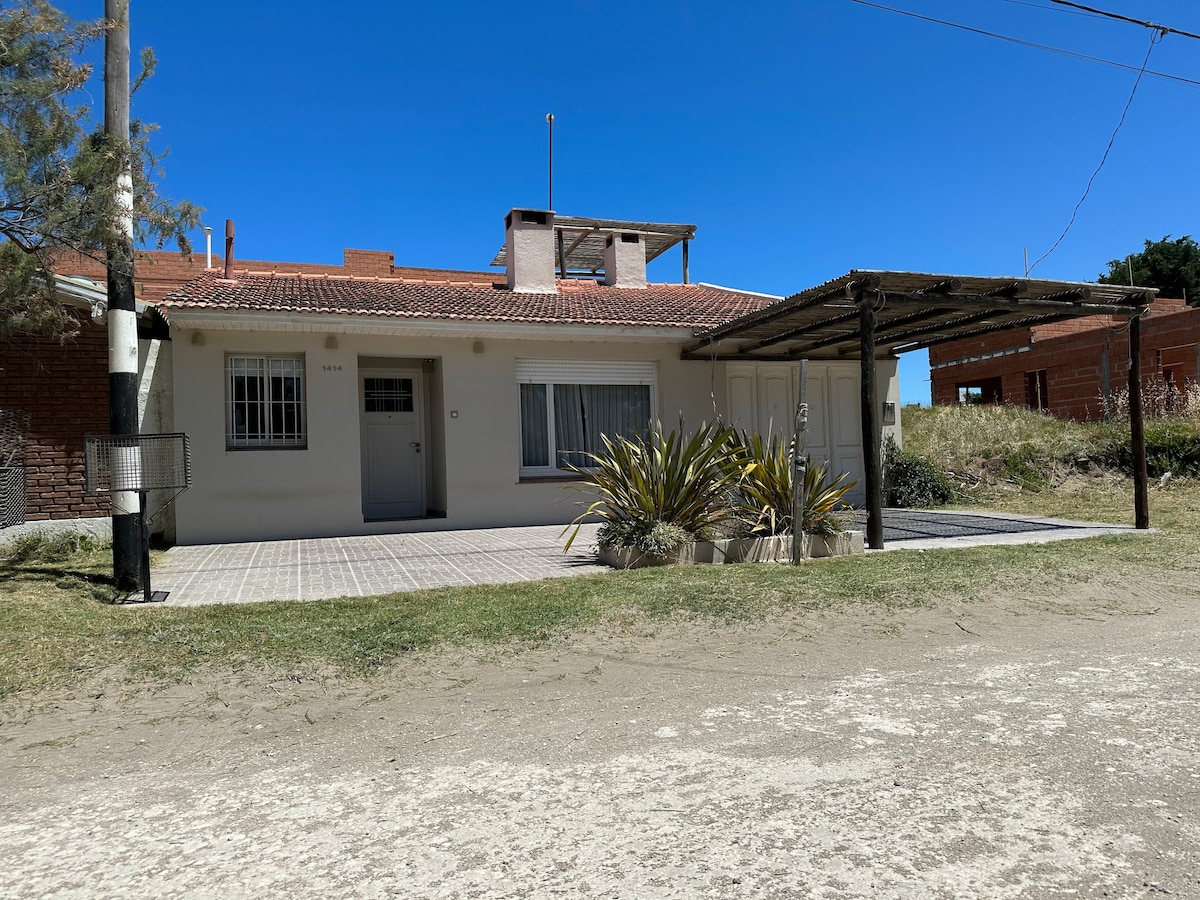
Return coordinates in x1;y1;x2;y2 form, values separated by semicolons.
155;524;605;607
150;512;1143;607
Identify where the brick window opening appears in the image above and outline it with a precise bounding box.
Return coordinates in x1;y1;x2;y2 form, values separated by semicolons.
225;355;307;449
956;377;1003;406
1025;370;1049;412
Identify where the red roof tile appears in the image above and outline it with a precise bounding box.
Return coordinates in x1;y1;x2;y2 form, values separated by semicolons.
159;271;775;329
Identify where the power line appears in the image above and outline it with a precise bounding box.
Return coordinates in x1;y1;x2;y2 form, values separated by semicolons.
997;0;1104;21
1049;0;1200;41
848;0;1200;88
1028;29;1162;274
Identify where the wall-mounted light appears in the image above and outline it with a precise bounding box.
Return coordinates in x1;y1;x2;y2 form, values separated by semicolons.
473;341;485;354
325;335;338;350
882;401;897;426
191;331;205;346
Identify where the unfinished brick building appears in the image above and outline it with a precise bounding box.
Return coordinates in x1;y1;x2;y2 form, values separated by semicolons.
929;297;1199;421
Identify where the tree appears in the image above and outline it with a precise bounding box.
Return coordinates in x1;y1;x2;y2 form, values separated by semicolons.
0;0;199;337
1098;235;1200;305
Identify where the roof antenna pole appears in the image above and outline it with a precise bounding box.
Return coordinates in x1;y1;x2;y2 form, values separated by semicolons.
1024;248;1029;279
546;113;554;210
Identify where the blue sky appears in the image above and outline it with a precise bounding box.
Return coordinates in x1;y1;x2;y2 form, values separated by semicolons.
56;0;1200;403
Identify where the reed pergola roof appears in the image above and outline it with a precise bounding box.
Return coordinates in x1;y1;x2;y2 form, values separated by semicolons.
682;270;1156;360
490;216;696;276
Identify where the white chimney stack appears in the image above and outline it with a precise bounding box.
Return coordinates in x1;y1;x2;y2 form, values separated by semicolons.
603;231;647;289
505;208;557;293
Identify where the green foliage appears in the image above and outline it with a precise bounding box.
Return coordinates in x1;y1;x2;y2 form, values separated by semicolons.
0;0;200;337
730;430;855;537
2;529;102;562
1112;421;1200;477
1098;235;1200;305
562;420;748;552
596;520;692;556
1003;444;1051;491
883;435;954;508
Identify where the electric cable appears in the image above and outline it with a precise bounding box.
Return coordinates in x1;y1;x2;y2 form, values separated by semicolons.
1028;29;1163;274
848;0;1200;88
1048;0;1200;42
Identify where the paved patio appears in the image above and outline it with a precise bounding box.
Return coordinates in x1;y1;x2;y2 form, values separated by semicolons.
150;511;1143;607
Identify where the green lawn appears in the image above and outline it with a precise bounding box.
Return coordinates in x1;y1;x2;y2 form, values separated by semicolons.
2;478;1195;700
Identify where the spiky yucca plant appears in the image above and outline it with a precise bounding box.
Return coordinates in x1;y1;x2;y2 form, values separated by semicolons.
732;430;856;537
562;420;747;554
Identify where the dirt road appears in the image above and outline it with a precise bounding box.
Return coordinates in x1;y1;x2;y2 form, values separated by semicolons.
2;582;1198;898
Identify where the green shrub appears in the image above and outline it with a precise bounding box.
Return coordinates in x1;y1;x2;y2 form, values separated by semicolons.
1003;444;1051;491
2;530;102;563
729;430;855;537
562;420;749;552
597;520;692;556
883;436;954;508
1112;422;1200;477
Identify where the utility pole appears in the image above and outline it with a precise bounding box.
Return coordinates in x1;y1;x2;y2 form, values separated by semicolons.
105;0;141;592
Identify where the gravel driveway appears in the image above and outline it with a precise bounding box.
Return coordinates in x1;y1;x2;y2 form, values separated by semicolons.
2;581;1197;898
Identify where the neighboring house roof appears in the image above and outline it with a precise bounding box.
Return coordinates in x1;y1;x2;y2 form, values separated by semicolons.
159;271;776;330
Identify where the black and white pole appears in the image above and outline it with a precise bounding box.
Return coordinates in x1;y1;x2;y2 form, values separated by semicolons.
105;0;141;593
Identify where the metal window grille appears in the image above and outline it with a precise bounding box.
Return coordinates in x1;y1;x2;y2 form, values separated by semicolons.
364;377;414;413
84;433;192;493
0;409;30;528
226;356;306;448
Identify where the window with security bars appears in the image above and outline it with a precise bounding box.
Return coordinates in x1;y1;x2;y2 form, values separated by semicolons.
226;356;306;448
364;377;414;413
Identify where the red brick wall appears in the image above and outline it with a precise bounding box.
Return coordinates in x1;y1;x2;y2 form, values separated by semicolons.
0;310;111;520
931;303;1200;420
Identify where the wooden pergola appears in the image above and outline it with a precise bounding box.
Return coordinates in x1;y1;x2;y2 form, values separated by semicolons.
681;270;1156;552
491;216;697;281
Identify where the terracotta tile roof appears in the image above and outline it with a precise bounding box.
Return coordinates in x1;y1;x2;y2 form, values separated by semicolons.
159;270;775;329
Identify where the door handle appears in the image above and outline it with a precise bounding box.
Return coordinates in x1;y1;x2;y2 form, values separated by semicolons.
410;441;421;453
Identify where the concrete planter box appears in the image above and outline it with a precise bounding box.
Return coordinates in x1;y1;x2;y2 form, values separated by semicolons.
598;531;863;569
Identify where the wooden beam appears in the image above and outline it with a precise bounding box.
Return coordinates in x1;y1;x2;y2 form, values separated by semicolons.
863;291;1139;318
681;274;881;354
797;306;958;354
845;308;1008;354
859;294;884;550
682;238;689;284
915;278;962;295
981;280;1027;297
881;312;1080;353
1129;314;1149;529
645;236;683;264
740;310;861;354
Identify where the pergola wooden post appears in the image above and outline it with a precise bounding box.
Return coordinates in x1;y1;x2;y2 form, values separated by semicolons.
792;359;809;564
1129;313;1150;529
859;292;884;550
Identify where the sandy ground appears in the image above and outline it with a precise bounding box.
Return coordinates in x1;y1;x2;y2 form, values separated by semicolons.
2;579;1199;899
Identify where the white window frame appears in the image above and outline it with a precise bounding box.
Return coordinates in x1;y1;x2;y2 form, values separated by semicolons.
225;354;307;450
516;360;657;476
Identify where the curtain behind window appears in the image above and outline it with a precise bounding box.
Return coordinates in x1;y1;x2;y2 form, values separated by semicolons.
554;384;649;469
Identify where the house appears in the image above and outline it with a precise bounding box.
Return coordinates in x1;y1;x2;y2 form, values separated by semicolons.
157;209;903;545
930;295;1199;420
0;245;476;535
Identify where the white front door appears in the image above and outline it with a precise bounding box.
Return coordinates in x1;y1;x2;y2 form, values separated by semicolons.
361;370;426;519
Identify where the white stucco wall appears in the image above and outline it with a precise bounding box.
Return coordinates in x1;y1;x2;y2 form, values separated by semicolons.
169;325;902;545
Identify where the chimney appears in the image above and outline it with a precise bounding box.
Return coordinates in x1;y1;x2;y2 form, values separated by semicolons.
505;208;556;293
603;231;647;289
223;219;235;279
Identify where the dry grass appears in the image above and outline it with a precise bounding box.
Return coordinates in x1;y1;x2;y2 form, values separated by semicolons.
902;404;1117;471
